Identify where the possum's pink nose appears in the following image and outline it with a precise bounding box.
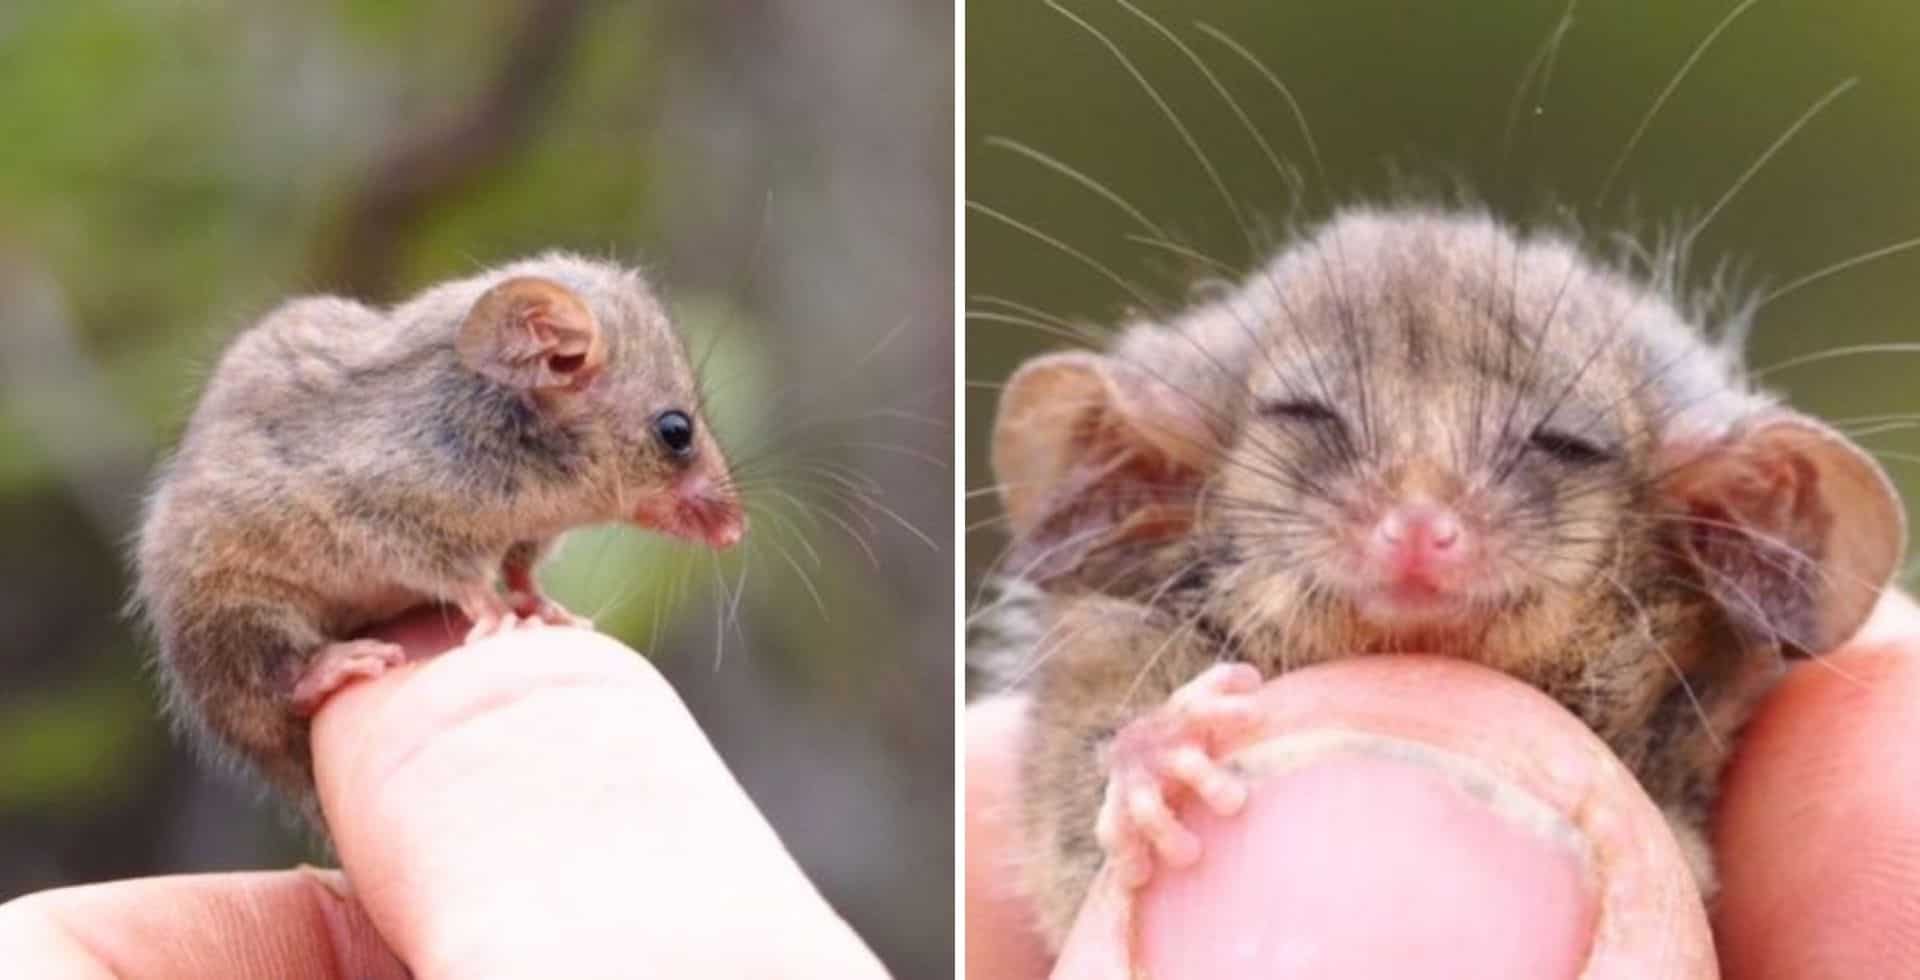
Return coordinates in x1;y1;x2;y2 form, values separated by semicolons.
674;474;747;550
1372;504;1467;586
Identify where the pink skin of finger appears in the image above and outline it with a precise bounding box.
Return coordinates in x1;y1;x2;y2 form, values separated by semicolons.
308;616;888;979
1715;593;1920;979
1028;655;1716;979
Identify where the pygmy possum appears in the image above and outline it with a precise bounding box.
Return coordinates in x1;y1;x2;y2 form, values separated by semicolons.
134;254;745;826
982;208;1907;946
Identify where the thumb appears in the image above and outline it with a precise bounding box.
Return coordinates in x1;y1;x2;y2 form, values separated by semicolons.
1054;656;1716;980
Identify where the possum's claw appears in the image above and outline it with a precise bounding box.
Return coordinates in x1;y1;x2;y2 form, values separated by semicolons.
291;639;407;715
463;609;528;643
1095;662;1264;887
506;590;593;630
457;584;527;643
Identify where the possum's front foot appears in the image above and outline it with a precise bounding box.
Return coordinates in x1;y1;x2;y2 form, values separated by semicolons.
1096;662;1264;887
456;579;588;642
290;638;407;716
456;583;533;643
505;590;593;630
501;553;593;629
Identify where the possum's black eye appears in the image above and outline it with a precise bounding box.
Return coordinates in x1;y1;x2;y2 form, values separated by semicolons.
653;410;695;458
1529;428;1611;466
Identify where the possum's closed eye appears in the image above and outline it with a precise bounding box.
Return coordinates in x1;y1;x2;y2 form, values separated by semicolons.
1258;398;1342;426
1528;427;1614;465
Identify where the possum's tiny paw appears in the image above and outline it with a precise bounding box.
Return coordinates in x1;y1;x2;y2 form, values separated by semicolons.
467;612;528;643
451;580;560;641
458;584;527;643
291;639;407;715
1096;662;1264;887
507;590;594;630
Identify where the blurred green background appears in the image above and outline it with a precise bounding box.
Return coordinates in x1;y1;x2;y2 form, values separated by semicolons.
967;0;1920;589
0;1;952;975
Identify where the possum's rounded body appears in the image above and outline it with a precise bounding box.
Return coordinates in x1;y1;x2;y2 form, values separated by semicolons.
133;254;742;819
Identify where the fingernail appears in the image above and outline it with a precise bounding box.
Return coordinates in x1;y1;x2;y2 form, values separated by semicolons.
1137;731;1597;980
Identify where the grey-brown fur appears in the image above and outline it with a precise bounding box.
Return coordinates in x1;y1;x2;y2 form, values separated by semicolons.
985;209;1905;946
133;253;738;825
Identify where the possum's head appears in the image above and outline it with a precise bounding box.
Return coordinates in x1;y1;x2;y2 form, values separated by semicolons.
454;256;745;549
993;211;1902;663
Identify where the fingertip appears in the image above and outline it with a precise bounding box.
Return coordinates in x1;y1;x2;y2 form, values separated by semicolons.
310;623;668;839
1716;641;1920;978
964;697;1054;980
1132;745;1598;979
313;623;670;768
308;624;691;968
1057;658;1716;979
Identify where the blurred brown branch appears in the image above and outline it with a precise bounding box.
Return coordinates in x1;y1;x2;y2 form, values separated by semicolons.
319;0;591;299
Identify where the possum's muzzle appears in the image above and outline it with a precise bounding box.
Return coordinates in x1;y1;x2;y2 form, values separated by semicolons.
632;472;746;549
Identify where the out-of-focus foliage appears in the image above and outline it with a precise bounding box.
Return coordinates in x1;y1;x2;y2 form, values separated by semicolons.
0;1;952;976
967;0;1920;588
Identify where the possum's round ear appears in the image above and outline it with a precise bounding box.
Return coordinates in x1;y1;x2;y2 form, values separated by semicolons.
457;277;606;392
1662;415;1905;654
992;350;1225;581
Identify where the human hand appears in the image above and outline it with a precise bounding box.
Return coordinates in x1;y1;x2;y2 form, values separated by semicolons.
966;593;1920;979
1;611;891;979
